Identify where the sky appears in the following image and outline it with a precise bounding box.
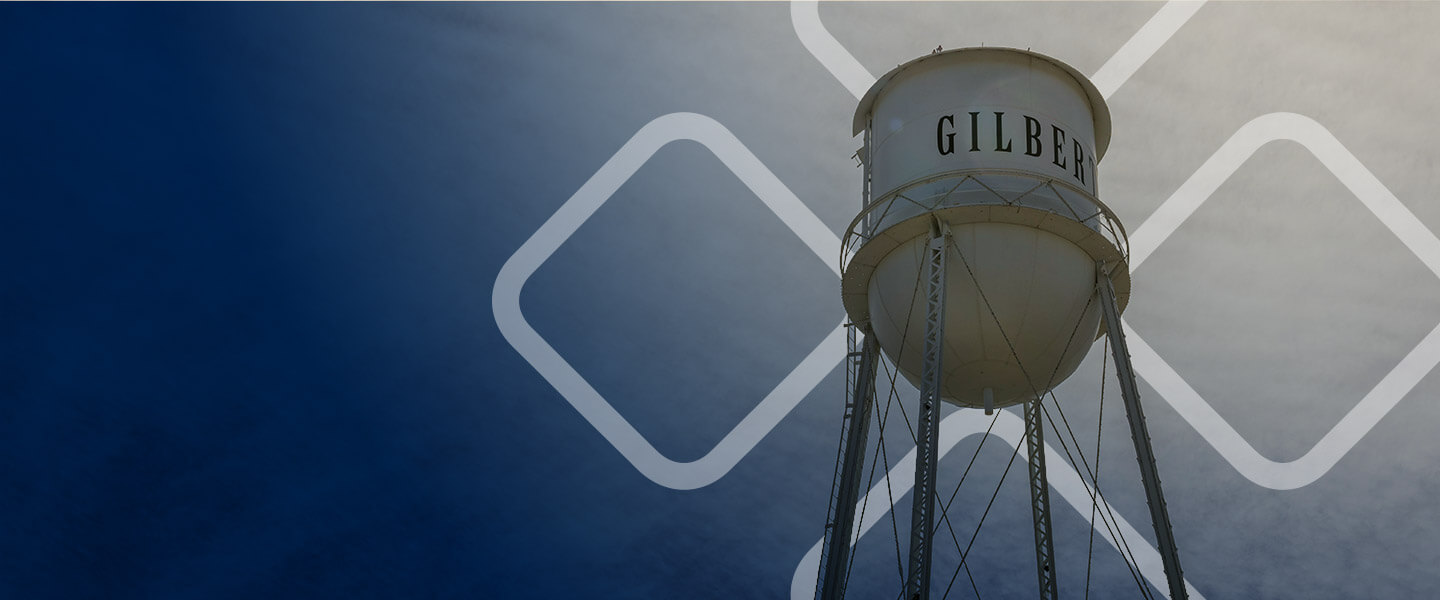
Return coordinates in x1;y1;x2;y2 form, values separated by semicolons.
2;2;1439;599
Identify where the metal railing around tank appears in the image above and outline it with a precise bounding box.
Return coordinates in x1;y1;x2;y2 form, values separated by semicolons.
841;168;1131;278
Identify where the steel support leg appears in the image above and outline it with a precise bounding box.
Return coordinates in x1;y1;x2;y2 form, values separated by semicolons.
1024;398;1059;600
1097;266;1188;600
817;326;880;600
905;224;948;600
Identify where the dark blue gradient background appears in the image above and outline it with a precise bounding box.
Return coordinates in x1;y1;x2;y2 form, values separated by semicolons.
0;4;847;598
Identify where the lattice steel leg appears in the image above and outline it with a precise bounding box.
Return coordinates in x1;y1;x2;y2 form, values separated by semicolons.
1097;264;1188;600
817;326;880;600
1024;398;1058;600
905;223;948;600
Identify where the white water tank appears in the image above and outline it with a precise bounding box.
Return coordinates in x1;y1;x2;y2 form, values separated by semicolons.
842;48;1131;410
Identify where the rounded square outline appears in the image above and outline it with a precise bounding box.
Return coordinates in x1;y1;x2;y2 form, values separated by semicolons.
493;112;846;490
1124;112;1440;490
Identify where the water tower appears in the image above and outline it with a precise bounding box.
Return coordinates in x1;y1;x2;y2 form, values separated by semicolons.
815;48;1187;600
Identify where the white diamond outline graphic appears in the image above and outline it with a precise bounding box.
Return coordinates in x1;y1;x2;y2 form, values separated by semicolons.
492;112;847;491
790;0;1208;102
1124;111;1440;491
